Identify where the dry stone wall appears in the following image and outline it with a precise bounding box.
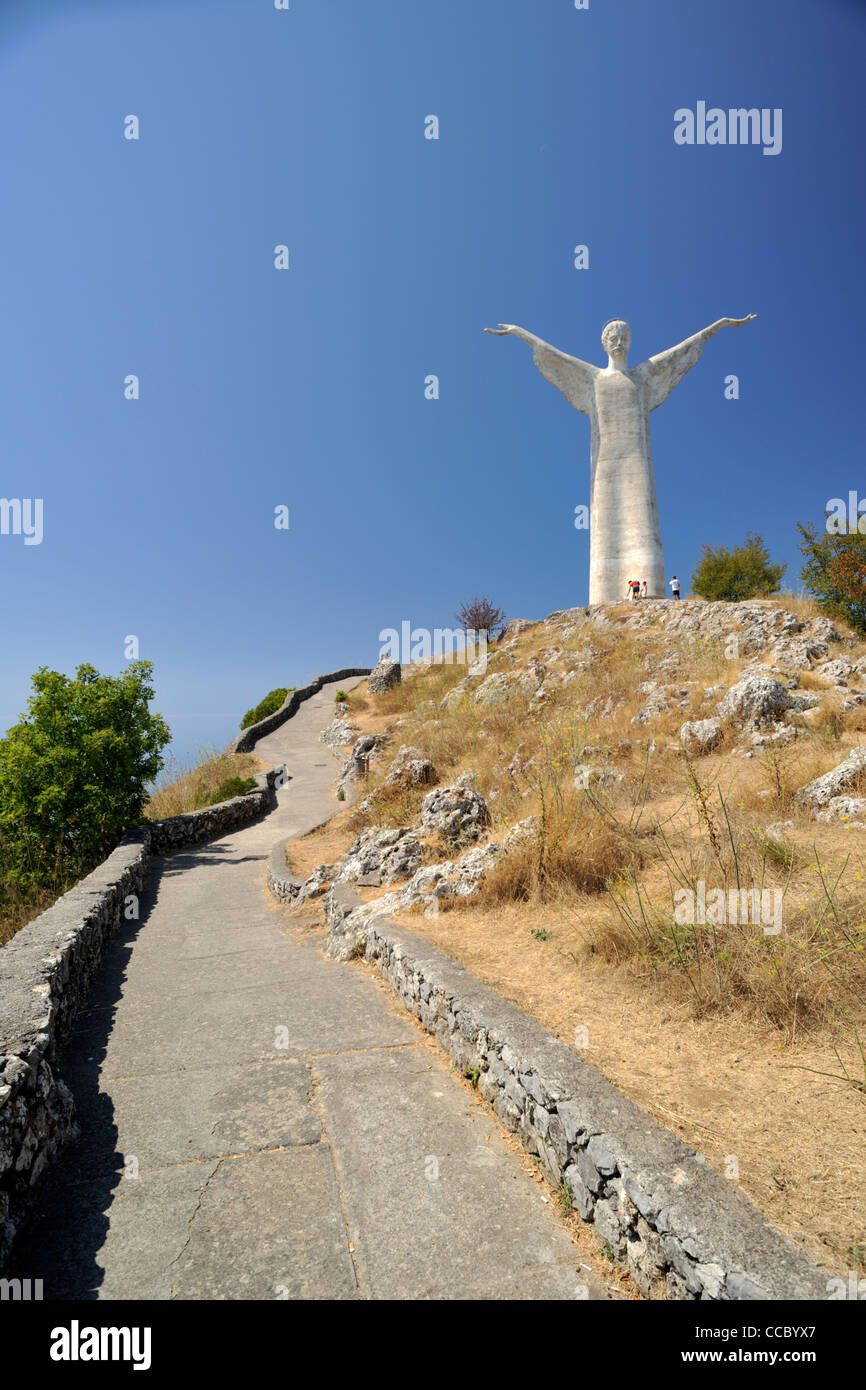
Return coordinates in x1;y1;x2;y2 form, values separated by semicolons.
324;885;829;1302
0;765;286;1267
230;669;371;754
0;664;371;1268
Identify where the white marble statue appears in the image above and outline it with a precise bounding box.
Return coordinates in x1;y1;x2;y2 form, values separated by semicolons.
485;314;756;603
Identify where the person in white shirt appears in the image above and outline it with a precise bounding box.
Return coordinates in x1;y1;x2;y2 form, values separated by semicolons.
669;575;681;599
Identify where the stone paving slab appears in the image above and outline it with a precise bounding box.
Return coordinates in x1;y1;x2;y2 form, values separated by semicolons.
314;1047;595;1301
71;971;414;1077
168;1148;358;1301
10;1163;221;1300
61;1059;321;1174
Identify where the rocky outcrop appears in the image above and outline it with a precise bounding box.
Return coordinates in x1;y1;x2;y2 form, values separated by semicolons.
679;718;723;756
813;797;866;826
716;675;793;728
472;664;546;706
382;745;438;789
333;826;425;887
420;778;490;844
797;747;866;813
631;682;692;726
368;659;402;694
319;711;358;755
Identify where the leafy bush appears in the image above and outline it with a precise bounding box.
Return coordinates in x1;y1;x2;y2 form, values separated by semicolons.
691;532;785;601
798;521;866;634
205;775;257;805
145;748;260;820
0;661;170;909
335;690;348;703
241;687;293;729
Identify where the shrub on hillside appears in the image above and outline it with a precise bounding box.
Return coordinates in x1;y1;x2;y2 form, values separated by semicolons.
454;595;507;639
241;687;293;729
205;775;258;805
0;661;170;909
145;747;260;820
798;521;866;634
691;532;786;601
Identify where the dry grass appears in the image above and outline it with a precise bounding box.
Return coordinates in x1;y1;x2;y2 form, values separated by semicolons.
347;607;866;1041
482;806;644;903
0;879;65;947
144;746;263;820
292;603;866;1274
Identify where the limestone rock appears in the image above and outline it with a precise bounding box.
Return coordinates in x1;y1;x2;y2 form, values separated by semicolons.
786;690;822;712
320;712;357;754
297;863;340;902
420;778;490;844
368;659;402;694
382;744;438;789
813;795;866;824
678;718;723;756
334;826;424;885
817;658;855;687
632;685;690;727
765;821;795;840
716;675;792;728
502;816;540;851
797;747;866;811
502;619;537;638
352;733;389;763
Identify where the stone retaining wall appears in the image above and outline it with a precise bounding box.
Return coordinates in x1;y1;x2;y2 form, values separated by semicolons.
1;665;372;1265
0;763;288;1267
230;668;371;754
324;885;829;1302
267;841;304;903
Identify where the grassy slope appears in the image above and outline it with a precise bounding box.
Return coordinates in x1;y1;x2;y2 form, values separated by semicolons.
293;597;866;1275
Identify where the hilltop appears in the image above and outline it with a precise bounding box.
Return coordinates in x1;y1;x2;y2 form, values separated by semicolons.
279;598;866;1278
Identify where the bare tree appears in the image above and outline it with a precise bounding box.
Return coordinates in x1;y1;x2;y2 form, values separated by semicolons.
454;595;507;640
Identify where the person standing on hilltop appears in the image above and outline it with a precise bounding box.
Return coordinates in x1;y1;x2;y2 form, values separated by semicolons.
641;580;648;598
669;575;681;599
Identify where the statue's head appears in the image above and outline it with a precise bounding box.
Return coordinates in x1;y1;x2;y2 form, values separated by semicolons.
602;319;631;362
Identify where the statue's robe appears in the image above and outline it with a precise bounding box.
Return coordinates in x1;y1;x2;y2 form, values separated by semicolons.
530;335;707;604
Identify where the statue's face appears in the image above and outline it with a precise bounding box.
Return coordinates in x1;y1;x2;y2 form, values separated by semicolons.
602;320;631;360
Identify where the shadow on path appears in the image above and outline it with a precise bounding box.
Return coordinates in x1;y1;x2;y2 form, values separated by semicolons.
6;881;161;1298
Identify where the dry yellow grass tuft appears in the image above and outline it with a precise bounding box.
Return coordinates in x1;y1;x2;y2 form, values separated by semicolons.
145;746;263;820
291;602;866;1274
347;604;866;1039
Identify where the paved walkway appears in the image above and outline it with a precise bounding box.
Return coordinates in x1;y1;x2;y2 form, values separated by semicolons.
10;680;599;1299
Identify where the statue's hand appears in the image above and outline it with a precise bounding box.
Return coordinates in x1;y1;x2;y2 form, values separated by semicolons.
725;314;757;326
484;323;519;336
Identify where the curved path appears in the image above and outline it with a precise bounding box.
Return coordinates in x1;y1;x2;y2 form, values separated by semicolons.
9;680;600;1300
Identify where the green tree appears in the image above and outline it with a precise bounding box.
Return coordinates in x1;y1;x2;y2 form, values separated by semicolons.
241;687;293;729
797;521;866;634
691;532;786;602
0;661;170;904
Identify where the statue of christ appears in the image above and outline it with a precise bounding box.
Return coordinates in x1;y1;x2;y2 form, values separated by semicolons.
485;314;756;603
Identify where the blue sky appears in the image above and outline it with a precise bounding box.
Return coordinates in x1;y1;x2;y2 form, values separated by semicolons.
1;0;864;762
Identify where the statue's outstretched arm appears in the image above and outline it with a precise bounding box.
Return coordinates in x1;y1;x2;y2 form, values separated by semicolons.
639;318;756;411
484;324;595;415
642;315;756;410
